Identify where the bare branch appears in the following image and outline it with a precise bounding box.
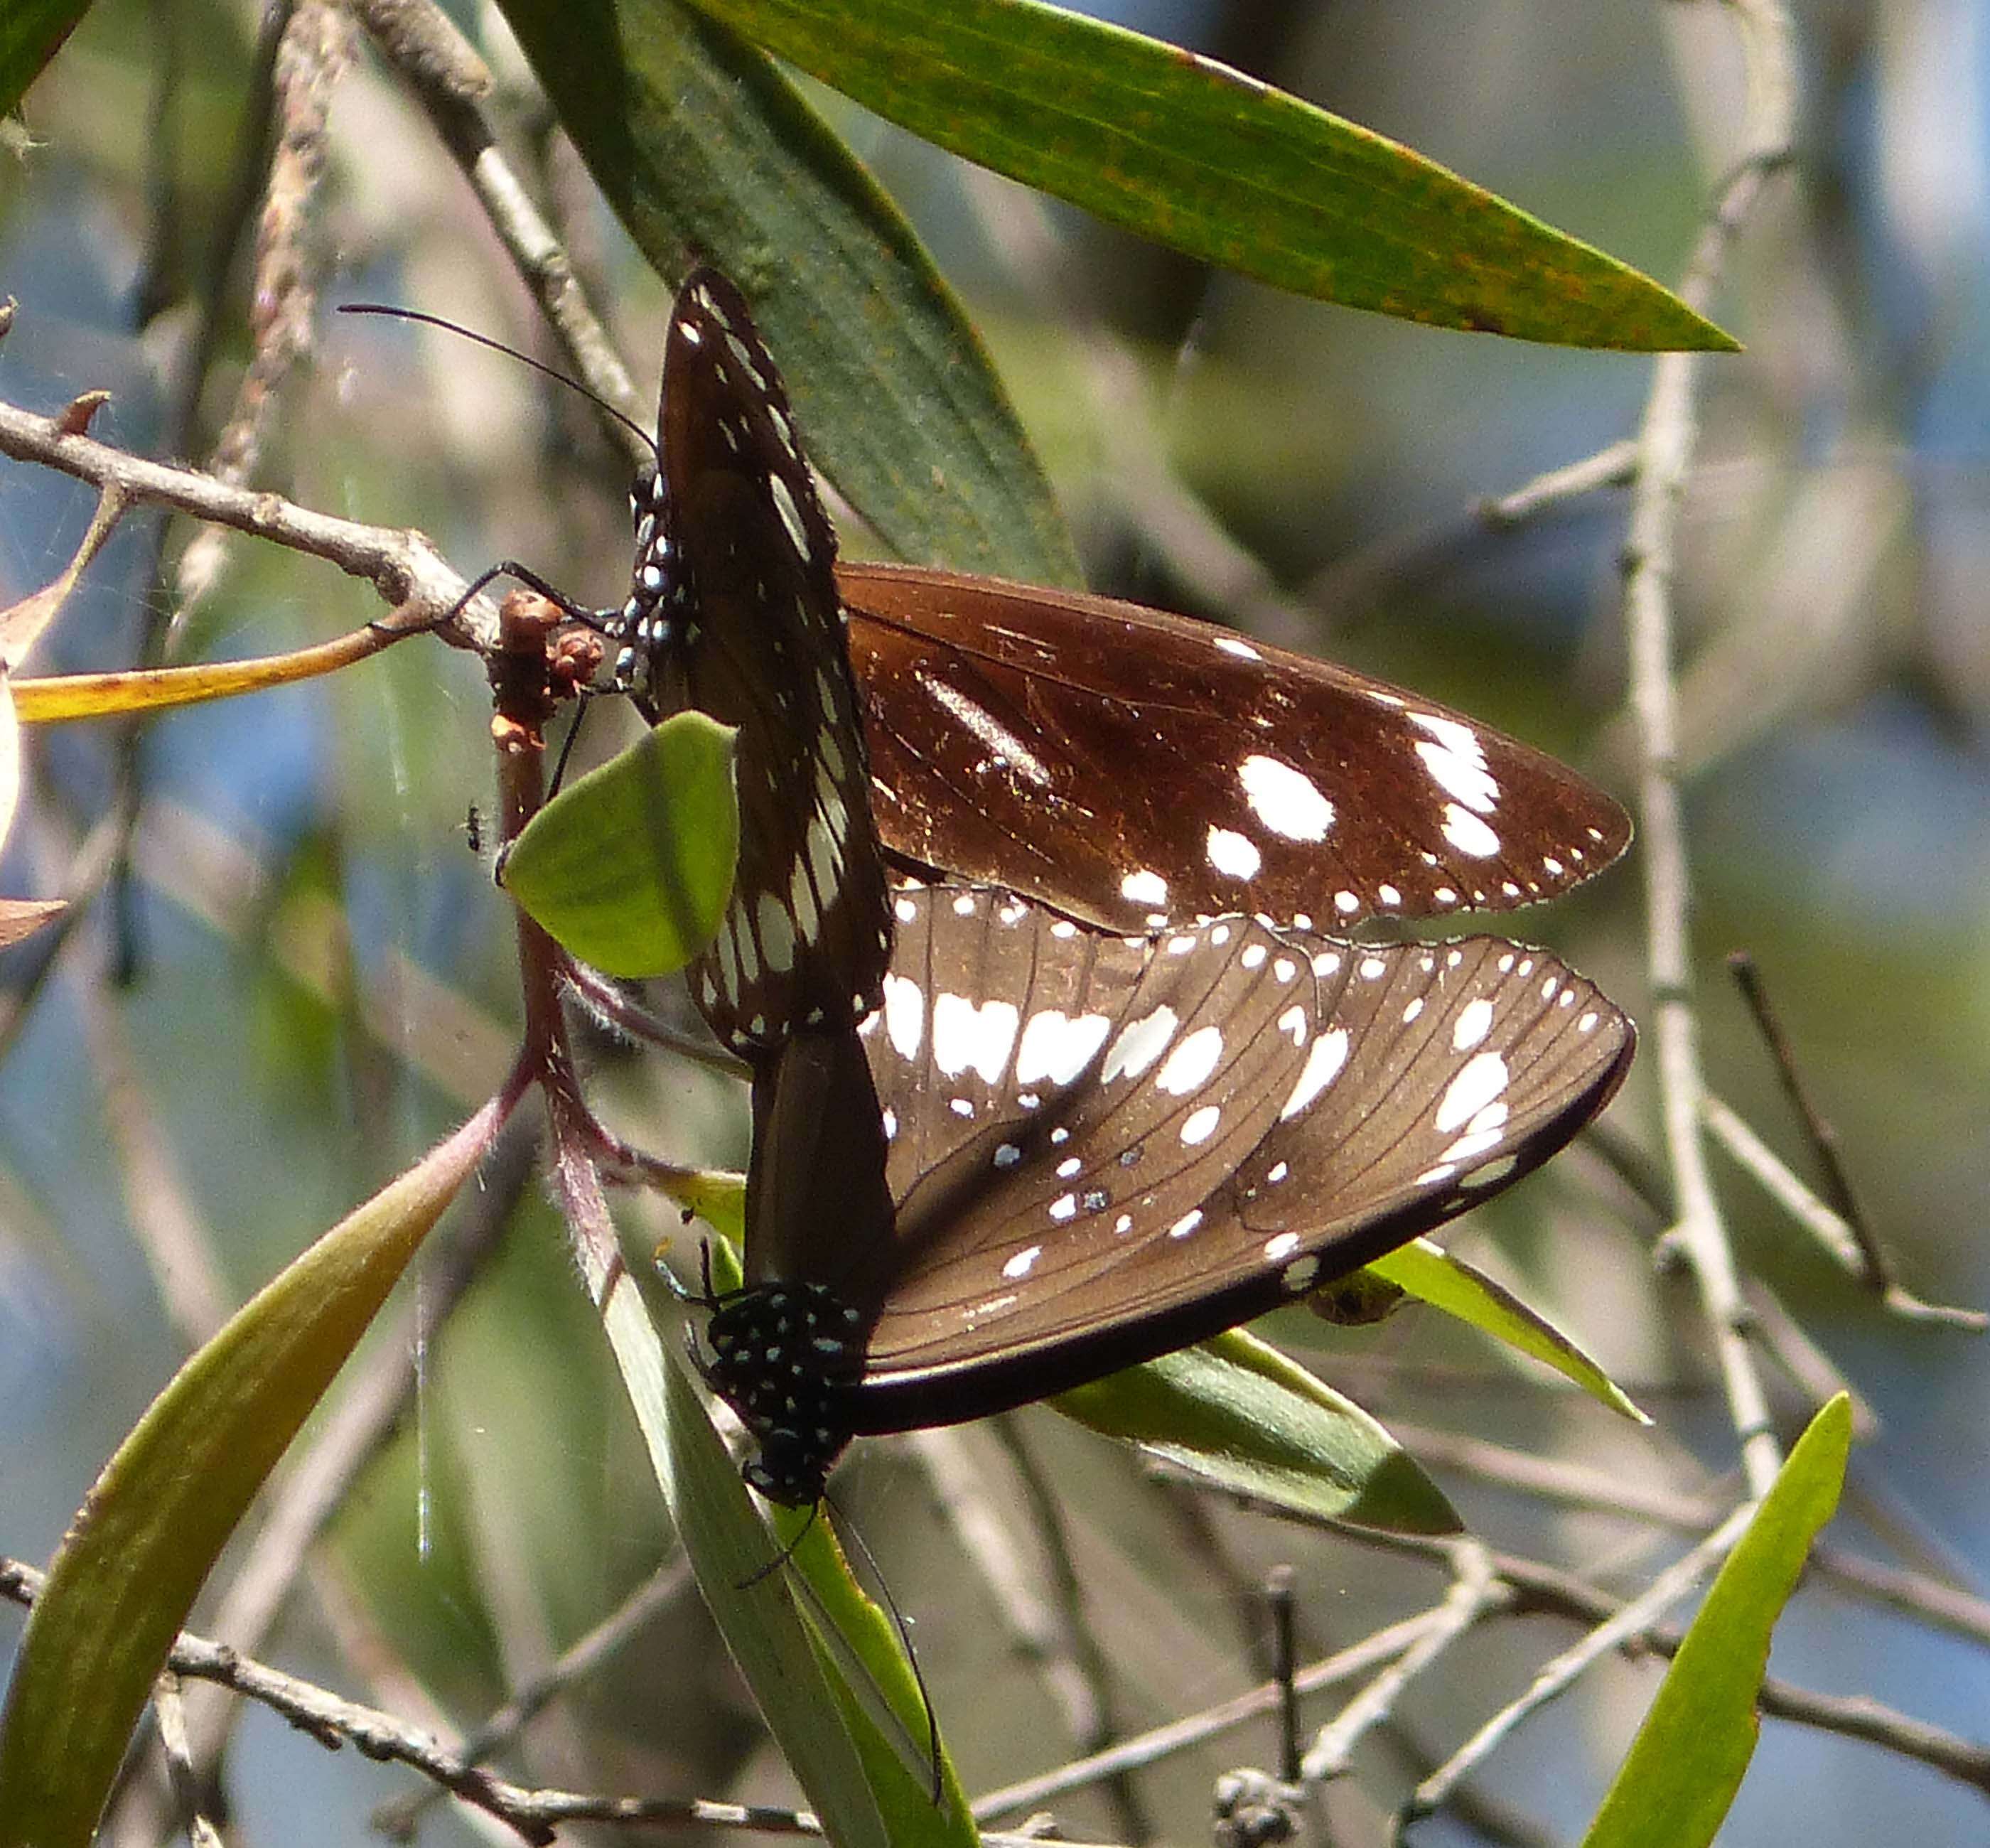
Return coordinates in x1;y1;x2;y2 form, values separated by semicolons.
0;394;497;649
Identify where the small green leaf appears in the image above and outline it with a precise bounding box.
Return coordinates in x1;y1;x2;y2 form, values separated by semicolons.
0;1103;505;1848
1580;1395;1853;1848
659;1352;896;1848
688;0;1736;353
1368;1238;1649;1423
501;712;738;978
0;0;87;117
490;0;1082;585
1055;1326;1460;1533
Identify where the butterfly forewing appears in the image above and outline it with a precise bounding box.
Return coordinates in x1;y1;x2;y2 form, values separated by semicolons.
812;884;1630;1431
622;270;891;1051
843;564;1631;935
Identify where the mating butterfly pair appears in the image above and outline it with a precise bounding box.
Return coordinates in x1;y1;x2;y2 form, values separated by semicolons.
612;269;1633;1504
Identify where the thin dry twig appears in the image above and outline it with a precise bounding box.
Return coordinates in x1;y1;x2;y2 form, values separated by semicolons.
0;394;498;649
1621;0;1797;1503
372;1553;695;1837
1474;440;1640;529
1709;960;1986;1328
348;0;644;461
972;1607;1456;1822
991;1418;1152;1842
1400;1503;1753;1827
1302;1541;1505;1784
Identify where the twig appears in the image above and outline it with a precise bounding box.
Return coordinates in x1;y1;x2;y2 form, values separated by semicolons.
176;0;354;617
0;394;499;650
348;0;645;462
991;1417;1152;1842
1303;1541;1505;1783
1151;1468;1990;1800
1621;0;1797;1501
1705;1010;1985;1326
1400;1503;1754;1829
910;1426;1106;1745
972;1608;1455;1821
372;1553;695;1838
153;1674;225;1848
1475;440;1640;529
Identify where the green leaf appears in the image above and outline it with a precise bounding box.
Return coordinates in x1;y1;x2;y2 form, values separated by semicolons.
687;0;1736;353
0;1103;505;1848
618;1231;971;1844
0;0;87;117
490;0;1081;586
1580;1395;1853;1848
658;1353;896;1848
500;712;739;978
1055;1326;1459;1533
1368;1238;1649;1423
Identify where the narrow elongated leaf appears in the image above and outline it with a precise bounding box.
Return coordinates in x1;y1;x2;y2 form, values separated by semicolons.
0;1103;504;1848
1580;1395;1852;1848
501;712;740;977
1055;1326;1460;1533
660;1354;890;1848
0;0;86;117
689;0;1735;352
0;672;18;849
492;0;1081;585
1368;1238;1648;1422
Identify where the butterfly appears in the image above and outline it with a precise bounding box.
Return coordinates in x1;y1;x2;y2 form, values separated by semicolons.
704;882;1633;1505
603;268;1633;1504
608;271;1631;1033
610;268;892;1056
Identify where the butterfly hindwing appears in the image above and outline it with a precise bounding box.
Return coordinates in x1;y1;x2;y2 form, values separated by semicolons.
813;884;1630;1431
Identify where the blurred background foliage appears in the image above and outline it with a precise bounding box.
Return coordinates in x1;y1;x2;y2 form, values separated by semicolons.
2;1;1988;1844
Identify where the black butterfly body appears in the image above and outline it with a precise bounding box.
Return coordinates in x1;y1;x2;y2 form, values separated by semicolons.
708;881;1634;1504
613;269;891;1053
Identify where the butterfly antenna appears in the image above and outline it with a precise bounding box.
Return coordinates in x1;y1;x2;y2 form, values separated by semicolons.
736;1498;820;1588
822;1487;945;1805
338;302;658;463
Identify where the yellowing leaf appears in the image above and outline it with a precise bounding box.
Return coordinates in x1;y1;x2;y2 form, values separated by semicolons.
0;1102;505;1848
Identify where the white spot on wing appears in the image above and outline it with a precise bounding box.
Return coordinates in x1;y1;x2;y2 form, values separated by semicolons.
932;994;1021;1083
1238;754;1334;842
1002;1245;1043;1279
918;670;1055;788
1410;712;1498;814
1281;1028;1350;1119
756;892;795;974
1436;1052;1510;1134
1101;1006;1178;1083
1180;1104;1221;1145
1453;997;1495;1050
1441;804;1502;859
882;973;924;1059
1215;634;1262;660
1121;869;1168;906
1015;1010;1112;1086
767;473;810;556
1155;1026;1225;1095
1206;826;1262;879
